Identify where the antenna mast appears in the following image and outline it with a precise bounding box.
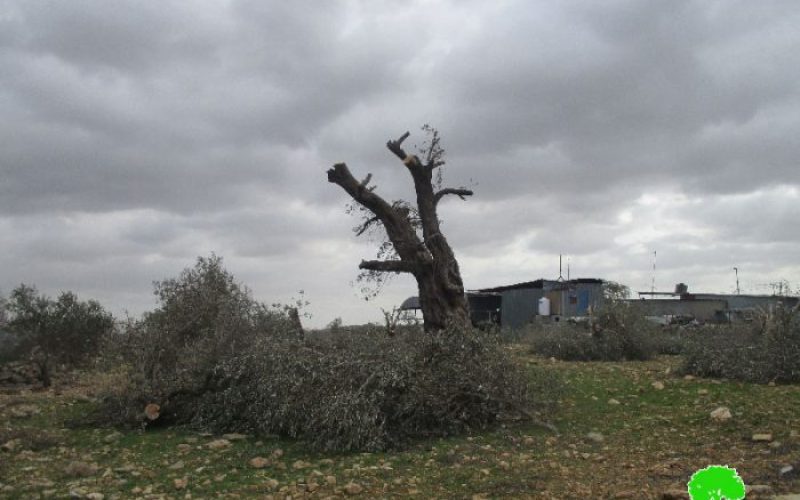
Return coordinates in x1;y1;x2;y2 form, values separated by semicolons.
650;250;657;294
733;267;740;295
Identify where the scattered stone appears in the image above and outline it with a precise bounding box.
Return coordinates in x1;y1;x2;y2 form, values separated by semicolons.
608;398;621;405
779;465;795;477
177;443;192;453
169;460;185;470
103;431;123;444
206;439;232;450
746;484;772;495
710;406;732;422
64;460;98;478
752;433;773;442
1;439;20;452
661;489;690;500
325;475;337;486
652;381;665;390
344;482;364;495
697;389;709;395
264;478;279;490
770;441;783;449
222;433;247;441
683;375;694;381
586;432;605;443
249;457;271;469
292;460;312;470
614;491;636;499
271;448;284;459
86;493;104;500
773;495;800;500
10;404;40;418
144;403;160;421
174;477;189;490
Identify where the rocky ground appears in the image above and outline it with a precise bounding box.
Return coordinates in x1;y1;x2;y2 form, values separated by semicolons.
1;352;799;499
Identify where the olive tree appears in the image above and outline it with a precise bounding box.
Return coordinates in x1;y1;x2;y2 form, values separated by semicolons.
327;127;473;331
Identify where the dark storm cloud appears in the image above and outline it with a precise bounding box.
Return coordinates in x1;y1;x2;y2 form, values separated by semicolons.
1;0;799;325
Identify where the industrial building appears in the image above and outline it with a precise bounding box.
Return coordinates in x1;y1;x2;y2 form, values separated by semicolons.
634;284;799;323
400;278;606;329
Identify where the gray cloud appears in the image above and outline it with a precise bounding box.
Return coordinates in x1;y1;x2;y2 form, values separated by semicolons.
1;0;799;326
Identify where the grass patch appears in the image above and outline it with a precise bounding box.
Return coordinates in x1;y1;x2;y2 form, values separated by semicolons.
1;352;799;499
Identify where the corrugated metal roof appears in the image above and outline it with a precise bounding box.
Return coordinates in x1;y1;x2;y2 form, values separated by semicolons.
474;278;603;293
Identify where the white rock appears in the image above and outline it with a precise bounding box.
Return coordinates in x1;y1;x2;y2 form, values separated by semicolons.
746;484;772;495
206;439;232;450
710;406;732;422
586;432;605;443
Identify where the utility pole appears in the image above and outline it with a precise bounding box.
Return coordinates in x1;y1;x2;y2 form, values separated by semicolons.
733;267;740;295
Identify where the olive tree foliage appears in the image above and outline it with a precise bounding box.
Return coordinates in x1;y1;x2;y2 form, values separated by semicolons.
96;255;547;452
2;284;114;385
328;126;474;332
101;254;300;421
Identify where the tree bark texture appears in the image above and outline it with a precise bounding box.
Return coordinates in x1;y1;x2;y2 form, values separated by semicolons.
327;131;473;332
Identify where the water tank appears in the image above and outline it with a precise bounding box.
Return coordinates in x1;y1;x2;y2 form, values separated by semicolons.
538;297;550;316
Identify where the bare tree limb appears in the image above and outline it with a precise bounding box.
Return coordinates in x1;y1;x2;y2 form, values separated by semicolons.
359;259;416;273
355;215;380;236
386;131;411;162
434;188;474;205
327;163;428;265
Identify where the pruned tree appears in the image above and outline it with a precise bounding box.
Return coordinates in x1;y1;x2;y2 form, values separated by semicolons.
327;126;473;331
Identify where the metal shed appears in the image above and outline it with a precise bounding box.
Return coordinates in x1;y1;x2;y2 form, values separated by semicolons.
475;278;605;329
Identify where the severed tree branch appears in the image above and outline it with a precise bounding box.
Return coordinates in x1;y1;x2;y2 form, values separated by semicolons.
359;259;416;273
434;188;474;205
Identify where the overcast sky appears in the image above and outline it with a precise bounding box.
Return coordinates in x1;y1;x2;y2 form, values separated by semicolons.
2;0;799;327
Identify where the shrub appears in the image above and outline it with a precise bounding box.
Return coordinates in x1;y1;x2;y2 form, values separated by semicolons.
96;256;547;451
530;301;657;361
682;304;800;383
94;255;298;425
2;285;114;386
